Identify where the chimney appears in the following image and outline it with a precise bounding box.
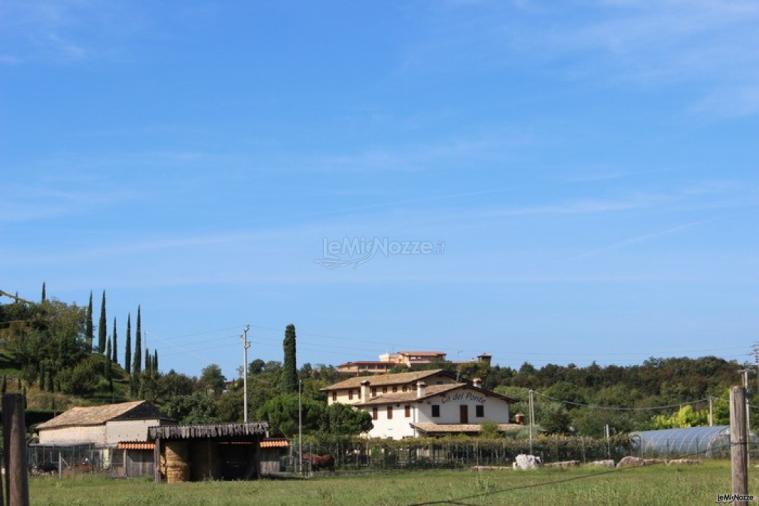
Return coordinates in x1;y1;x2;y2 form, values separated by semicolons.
417;381;426;398
472;378;482;389
360;380;371;400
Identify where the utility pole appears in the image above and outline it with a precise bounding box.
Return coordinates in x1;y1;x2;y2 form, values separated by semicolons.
241;325;250;424
528;389;534;455
730;386;749;506
298;378;303;476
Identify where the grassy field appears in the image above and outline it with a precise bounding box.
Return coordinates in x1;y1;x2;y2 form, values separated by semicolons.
30;461;755;505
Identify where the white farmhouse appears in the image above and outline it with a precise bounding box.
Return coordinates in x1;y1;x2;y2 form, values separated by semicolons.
35;400;167;446
322;370;517;439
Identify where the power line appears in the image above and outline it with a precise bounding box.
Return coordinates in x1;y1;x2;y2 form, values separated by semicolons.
533;391;710;411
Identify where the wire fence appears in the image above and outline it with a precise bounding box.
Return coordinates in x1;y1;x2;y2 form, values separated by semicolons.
282;435;634;473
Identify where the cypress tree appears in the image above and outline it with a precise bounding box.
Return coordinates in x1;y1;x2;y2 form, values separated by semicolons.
125;313;132;375
153;350;158;374
41;282;46;302
86;291;94;351
133;305;142;376
281;324;298;393
105;338;112;378
98;291;107;353
112;317;118;364
145;349;152;377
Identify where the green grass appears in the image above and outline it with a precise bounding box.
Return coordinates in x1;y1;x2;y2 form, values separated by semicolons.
30;461;754;506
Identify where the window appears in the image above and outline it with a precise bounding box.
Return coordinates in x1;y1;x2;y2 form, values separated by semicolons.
404;405;411;418
358;388;361;399
371;387;377;396
382;386;388;393
431;405;440;417
348;390;353;400
387;406;393;419
332;392;337;402
476;405;484;418
372;407;378;420
392;386;398;392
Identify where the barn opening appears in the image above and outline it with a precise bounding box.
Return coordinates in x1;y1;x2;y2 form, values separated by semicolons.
148;422;270;483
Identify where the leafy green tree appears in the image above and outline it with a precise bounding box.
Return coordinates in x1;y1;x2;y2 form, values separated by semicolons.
163;392;219;424
124;313;131;375
651;405;709;429
200;364;226;397
156;369;195;400
257;393;324;437
133;305;142;376
85;291;94;351
281;324;298;393
98;291;107;353
318;403;372;436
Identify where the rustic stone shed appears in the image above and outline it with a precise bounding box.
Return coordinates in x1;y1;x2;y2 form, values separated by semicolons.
148;422;270;483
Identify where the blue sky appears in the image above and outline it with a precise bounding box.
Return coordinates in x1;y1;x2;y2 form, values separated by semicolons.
2;1;759;379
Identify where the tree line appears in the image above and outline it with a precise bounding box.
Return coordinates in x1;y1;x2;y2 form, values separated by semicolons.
1;286;751;438
0;284;159;403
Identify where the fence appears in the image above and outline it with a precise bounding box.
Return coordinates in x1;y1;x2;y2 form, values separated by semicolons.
27;443;105;476
285;435;634;473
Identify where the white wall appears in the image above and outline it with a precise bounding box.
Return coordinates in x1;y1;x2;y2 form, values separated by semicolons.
362;403;417;440
38;425;106;445
105;419;161;444
417;387;509;425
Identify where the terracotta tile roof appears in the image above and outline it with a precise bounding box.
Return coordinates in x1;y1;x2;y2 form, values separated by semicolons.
36;401;156;430
117;441;155;450
321;369;452;390
411;423;523;434
356;384;464;405
338;361;393;366
260;438;289;448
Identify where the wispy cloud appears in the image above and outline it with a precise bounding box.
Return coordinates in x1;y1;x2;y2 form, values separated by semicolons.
0;181;137;223
0;0;137;64
569;220;705;260
417;0;759;117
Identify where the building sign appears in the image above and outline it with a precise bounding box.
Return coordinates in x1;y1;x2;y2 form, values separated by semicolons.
440;391;486;404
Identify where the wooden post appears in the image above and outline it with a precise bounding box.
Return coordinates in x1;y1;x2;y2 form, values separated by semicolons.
123;448;128;478
153;438;161;483
2;394;29;506
730;386;749;506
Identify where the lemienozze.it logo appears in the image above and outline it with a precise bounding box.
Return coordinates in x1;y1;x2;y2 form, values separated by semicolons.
315;237;445;269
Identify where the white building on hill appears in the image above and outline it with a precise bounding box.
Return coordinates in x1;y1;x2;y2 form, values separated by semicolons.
322;370;517;439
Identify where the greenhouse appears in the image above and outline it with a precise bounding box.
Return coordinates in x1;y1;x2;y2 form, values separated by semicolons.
631;426;759;458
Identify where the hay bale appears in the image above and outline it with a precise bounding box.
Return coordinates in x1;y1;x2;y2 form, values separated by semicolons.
585;459;615;468
667;458;701;465
616;456;645;468
165;441;190;483
544;460;580;468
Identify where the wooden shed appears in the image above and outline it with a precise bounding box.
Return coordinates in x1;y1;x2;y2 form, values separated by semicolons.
148;422;269;483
